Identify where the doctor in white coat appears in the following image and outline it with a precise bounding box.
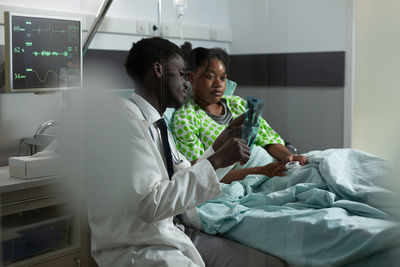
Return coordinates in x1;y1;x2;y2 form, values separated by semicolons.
87;37;285;267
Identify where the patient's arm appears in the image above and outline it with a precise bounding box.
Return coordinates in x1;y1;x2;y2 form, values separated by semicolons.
265;143;308;165
220;161;287;184
265;143;292;161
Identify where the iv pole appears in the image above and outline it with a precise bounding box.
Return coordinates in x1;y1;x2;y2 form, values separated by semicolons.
157;0;163;37
83;0;114;54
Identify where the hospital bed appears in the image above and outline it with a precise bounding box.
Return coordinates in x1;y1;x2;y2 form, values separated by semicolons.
83;4;400;266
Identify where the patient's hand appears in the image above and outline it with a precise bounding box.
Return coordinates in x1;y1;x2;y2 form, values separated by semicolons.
262;162;287;178
286;154;308;166
213;115;244;151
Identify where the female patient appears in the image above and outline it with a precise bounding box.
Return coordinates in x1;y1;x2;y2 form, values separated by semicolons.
171;43;307;183
170;44;400;267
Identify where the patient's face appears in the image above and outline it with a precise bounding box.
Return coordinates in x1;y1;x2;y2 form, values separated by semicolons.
191;58;227;106
163;54;189;109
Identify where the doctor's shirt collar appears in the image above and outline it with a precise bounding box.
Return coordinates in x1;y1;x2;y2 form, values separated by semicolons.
129;93;161;124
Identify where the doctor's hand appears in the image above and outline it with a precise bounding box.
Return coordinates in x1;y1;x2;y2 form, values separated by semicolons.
208;138;250;170
212;115;244;151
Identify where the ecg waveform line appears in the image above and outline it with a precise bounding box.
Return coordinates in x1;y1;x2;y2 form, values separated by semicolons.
28;69;76;83
32;50;69;57
31;23;68;39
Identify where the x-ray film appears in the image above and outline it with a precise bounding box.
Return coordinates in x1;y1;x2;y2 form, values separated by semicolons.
241;97;264;151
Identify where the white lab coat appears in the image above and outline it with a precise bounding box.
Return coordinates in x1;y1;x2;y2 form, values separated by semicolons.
88;94;221;267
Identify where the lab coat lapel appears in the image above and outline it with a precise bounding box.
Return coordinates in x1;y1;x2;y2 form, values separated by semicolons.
139;120;170;180
121;98;170;180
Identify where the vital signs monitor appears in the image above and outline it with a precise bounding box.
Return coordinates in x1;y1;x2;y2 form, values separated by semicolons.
4;12;82;93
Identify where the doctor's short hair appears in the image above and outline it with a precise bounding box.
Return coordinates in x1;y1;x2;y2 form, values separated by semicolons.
125;37;184;82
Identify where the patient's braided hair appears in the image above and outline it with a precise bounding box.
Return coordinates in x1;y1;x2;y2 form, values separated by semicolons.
181;42;230;75
125;37;184;82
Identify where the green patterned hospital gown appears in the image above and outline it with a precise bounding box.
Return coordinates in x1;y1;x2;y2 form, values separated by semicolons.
171;95;284;161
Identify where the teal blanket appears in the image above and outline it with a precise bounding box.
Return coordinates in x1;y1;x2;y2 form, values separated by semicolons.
197;147;400;266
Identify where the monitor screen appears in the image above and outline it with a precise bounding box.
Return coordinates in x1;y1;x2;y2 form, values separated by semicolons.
4;12;82;92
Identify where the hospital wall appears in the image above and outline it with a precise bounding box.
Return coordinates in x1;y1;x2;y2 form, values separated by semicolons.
0;0;231;166
228;0;352;154
0;0;374;165
353;0;400;161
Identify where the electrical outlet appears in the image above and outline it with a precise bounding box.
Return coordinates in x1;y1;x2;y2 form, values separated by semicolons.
210;29;218;40
162;25;170;36
136;21;148;35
